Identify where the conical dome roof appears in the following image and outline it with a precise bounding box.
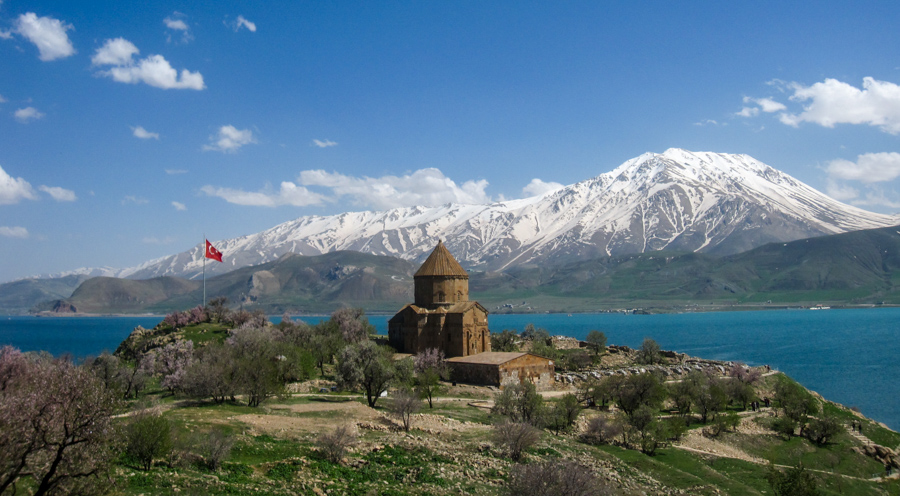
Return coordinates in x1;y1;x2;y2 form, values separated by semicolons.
414;240;468;277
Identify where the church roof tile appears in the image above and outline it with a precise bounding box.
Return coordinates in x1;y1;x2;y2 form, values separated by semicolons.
414;240;468;277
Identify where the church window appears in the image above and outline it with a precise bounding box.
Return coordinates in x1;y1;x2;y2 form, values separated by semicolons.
436;291;445;302
457;290;462;301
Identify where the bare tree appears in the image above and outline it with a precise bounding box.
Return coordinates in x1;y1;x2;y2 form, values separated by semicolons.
392;389;421;432
316;425;357;464
493;420;541;462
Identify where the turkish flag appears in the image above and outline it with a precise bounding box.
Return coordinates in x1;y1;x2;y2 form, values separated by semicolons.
205;240;223;262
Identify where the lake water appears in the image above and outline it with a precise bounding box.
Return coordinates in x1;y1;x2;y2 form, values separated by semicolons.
1;309;898;430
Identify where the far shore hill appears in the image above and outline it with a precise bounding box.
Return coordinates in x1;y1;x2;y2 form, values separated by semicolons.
8;223;900;316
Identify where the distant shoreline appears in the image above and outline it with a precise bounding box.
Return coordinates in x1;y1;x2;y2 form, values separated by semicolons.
12;302;900;318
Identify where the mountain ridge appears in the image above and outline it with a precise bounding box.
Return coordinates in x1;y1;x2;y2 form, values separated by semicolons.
19;149;900;283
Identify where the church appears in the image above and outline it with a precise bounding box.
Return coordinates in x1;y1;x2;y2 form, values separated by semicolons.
388;240;490;358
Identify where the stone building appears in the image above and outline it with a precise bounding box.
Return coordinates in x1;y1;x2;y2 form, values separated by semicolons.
446;352;556;390
388;240;490;358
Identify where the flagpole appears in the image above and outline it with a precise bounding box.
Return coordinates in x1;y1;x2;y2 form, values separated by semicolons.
202;235;206;308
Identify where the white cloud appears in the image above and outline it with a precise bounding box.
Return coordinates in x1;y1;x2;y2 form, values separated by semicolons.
754;97;786;113
122;195;148;205
735;106;759;118
825;178;859;201
298;168;491;210
203;125;256;153
826;152;900;183
0;94;7;103
132;125;159;140
778;77;900;134
200;182;326;207
312;139;338;148
0;226;28;238
522;178;564;197
172;201;186;211
39;185;76;201
93;38;205;90
142;236;175;245
91;37;138;66
0;165;37;204
165;169;187;175
13;12;75;61
694;119;720;126
201;168;494;210
164;17;188;32
852;190;900;209
232;15;257;32
164;12;192;43
14;106;44;123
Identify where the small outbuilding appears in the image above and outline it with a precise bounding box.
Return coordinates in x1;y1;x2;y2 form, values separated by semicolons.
446;352;555;390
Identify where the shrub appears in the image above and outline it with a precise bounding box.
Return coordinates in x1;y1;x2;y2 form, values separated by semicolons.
544;394;582;435
506;459;610;496
709;411;740;437
316;425;357;464
492;381;544;425
491;330;520;352
126;410;173;471
493;421;541;462
198;428;234;471
580;415;624;445
766;463;820;496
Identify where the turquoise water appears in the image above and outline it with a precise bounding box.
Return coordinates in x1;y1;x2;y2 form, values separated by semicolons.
2;309;898;430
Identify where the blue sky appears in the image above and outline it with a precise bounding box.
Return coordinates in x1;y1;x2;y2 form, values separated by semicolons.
2;1;900;282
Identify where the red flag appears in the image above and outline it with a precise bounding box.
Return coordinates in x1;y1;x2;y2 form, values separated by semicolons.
205;240;223;262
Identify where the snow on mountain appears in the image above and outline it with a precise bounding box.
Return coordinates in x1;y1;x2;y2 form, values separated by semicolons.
72;149;900;280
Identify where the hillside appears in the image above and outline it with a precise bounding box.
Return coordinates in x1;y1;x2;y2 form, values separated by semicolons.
0;274;90;314
97;319;900;496
29;224;900;315
39;251;417;315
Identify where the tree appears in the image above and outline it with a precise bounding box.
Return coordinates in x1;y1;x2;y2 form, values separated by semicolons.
125;410;173;471
228;327;286;407
636;337;661;365
615;372;665;419
330;308;374;344
391;389;421;432
492;381;545;425
493;421;540;462
0;349;120;496
206;296;230;323
506;459;609;496
578;375;622;409
688;370;728;423
337;341;396;408
414;348;449;408
805;415;843;445
585;330;607;355
182;342;237;403
491;329;519;352
580;415;624;446
148;340;194;393
544;394;582;435
774;378;817;424
309;321;344;376
668;378;695;418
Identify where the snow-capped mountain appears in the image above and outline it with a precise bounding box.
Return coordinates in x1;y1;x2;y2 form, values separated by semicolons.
82;149;900;280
